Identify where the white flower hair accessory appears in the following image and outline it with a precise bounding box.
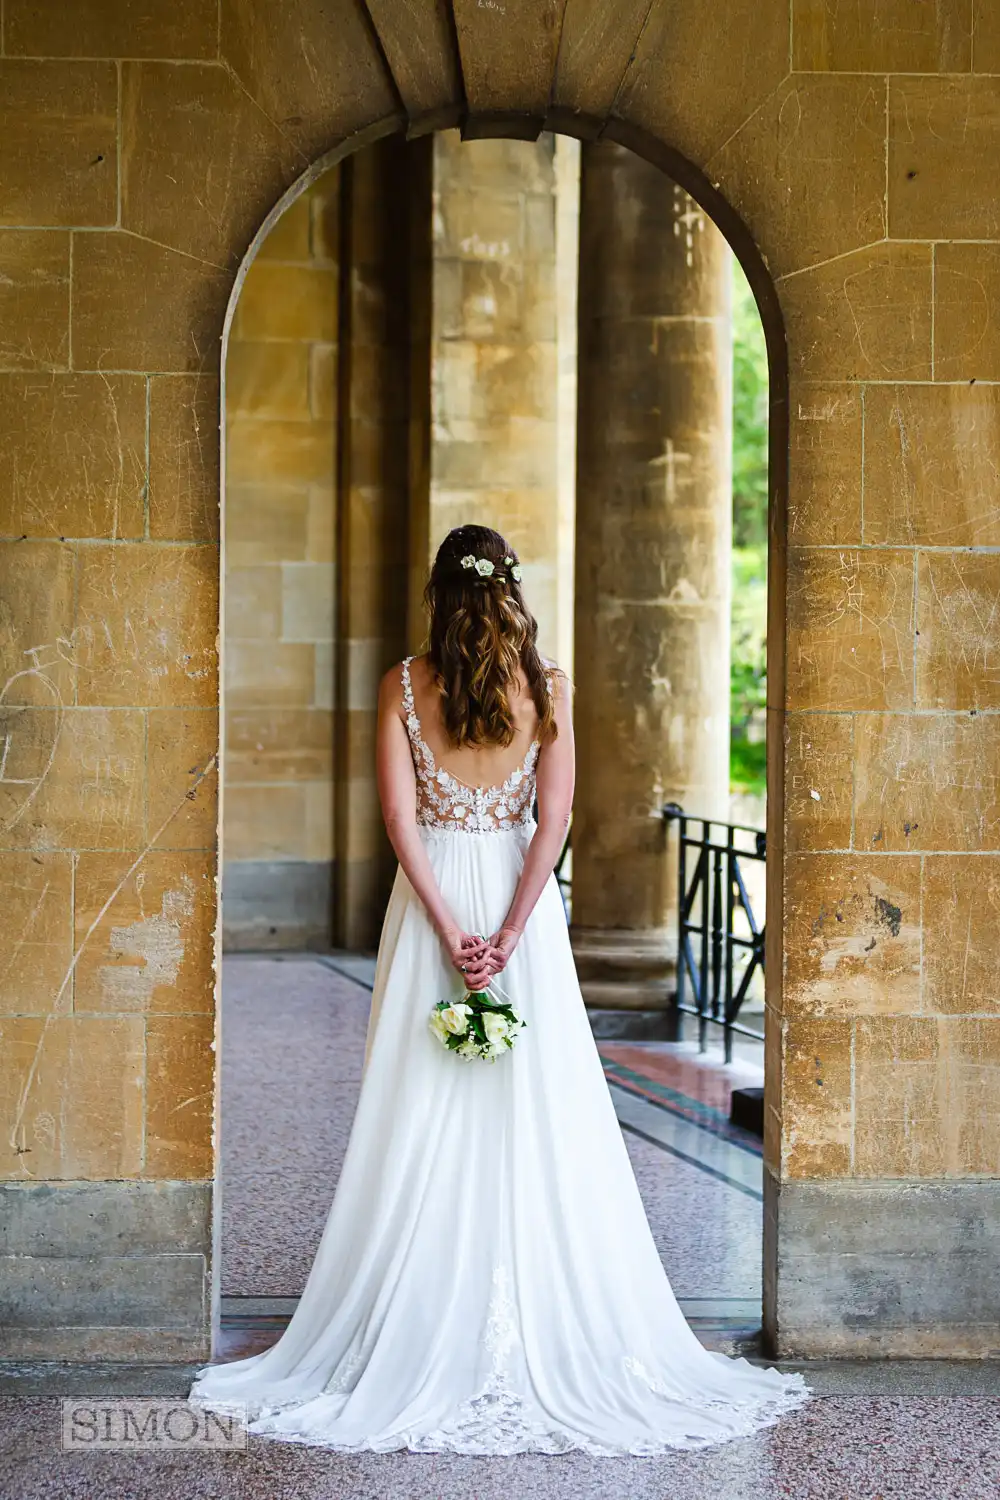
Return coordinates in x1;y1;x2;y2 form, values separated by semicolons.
456;551;520;582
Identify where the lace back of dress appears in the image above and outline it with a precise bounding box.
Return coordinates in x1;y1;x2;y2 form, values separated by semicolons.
401;658;539;834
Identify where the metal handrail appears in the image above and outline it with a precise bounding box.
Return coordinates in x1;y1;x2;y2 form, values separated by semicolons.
544;803;766;1058
662;802;765;1063
553;826;571;906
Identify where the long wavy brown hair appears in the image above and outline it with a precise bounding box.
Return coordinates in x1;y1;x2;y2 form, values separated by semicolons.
424;524;556;749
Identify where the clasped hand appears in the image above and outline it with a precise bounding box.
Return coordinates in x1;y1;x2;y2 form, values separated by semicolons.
442;926;522;990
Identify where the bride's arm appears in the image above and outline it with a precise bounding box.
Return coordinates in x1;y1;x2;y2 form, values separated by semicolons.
376;666;492;988
489;671;574;967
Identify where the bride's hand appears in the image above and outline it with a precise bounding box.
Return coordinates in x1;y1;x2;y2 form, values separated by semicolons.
486;926;521;975
442;929;493;991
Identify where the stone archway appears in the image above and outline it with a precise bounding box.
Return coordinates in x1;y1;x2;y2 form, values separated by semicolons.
217;108;791;1338
1;0;994;1365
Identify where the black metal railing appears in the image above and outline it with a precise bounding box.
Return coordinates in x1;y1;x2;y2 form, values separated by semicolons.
662;803;766;1063
553;829;572;912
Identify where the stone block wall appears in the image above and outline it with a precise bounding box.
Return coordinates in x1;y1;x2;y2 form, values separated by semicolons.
1;0;1000;1362
223;174;339;951
0;8;228;1359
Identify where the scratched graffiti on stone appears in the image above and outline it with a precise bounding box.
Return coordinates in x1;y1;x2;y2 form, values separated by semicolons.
672;185;705;270
648;437;694;505
458;234;511;259
0;636;74;830
6;753;217;1174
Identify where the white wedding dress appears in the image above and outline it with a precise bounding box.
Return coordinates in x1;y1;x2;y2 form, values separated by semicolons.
189;658;809;1453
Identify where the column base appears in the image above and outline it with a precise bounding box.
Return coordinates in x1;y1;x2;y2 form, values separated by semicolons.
0;1181;211;1363
765;1170;1000;1358
586;1007;681;1041
570;926;676;1012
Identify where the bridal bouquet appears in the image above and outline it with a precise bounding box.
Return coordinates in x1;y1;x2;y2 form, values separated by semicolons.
429;985;525;1062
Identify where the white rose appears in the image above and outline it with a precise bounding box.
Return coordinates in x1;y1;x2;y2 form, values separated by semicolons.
483;1012;509;1047
461;555;476;570
511;564;523;582
457;1038;480;1059
429;1010;450;1045
474;558;494;577
440;1003;472;1036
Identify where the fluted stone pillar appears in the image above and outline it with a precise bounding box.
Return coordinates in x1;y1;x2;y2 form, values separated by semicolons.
571;143;732;1016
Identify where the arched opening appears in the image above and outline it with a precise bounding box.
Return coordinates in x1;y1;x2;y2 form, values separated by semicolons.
214;121;786;1358
2;0;995;1407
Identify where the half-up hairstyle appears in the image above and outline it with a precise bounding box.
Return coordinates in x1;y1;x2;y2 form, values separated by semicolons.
424;524;556;749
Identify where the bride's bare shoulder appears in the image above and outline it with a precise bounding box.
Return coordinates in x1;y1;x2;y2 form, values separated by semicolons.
378;658;412;715
378;654;436;714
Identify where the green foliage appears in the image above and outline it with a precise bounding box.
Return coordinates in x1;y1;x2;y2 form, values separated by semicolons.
730;258;769;793
730;733;766;791
730;554;767;794
731;259;769;550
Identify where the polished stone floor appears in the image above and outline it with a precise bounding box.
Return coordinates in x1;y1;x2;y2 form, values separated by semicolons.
6;1390;1000;1499
3;954;1000;1499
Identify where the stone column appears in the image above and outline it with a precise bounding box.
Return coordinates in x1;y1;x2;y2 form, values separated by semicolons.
554;134;580;675
333;138;425;950
408;131;576;661
571;142;732;1016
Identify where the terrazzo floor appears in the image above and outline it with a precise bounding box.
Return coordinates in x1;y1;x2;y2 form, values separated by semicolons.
3;954;997;1499
220;956;369;1295
5;1392;1000;1499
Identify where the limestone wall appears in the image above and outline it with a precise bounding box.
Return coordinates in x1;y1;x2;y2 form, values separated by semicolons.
1;0;1000;1362
223;174;339;951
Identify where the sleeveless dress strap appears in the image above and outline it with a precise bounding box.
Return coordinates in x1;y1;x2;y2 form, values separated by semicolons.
401;657;431;768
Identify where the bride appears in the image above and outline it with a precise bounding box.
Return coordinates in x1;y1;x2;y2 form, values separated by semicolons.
190;523;809;1453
